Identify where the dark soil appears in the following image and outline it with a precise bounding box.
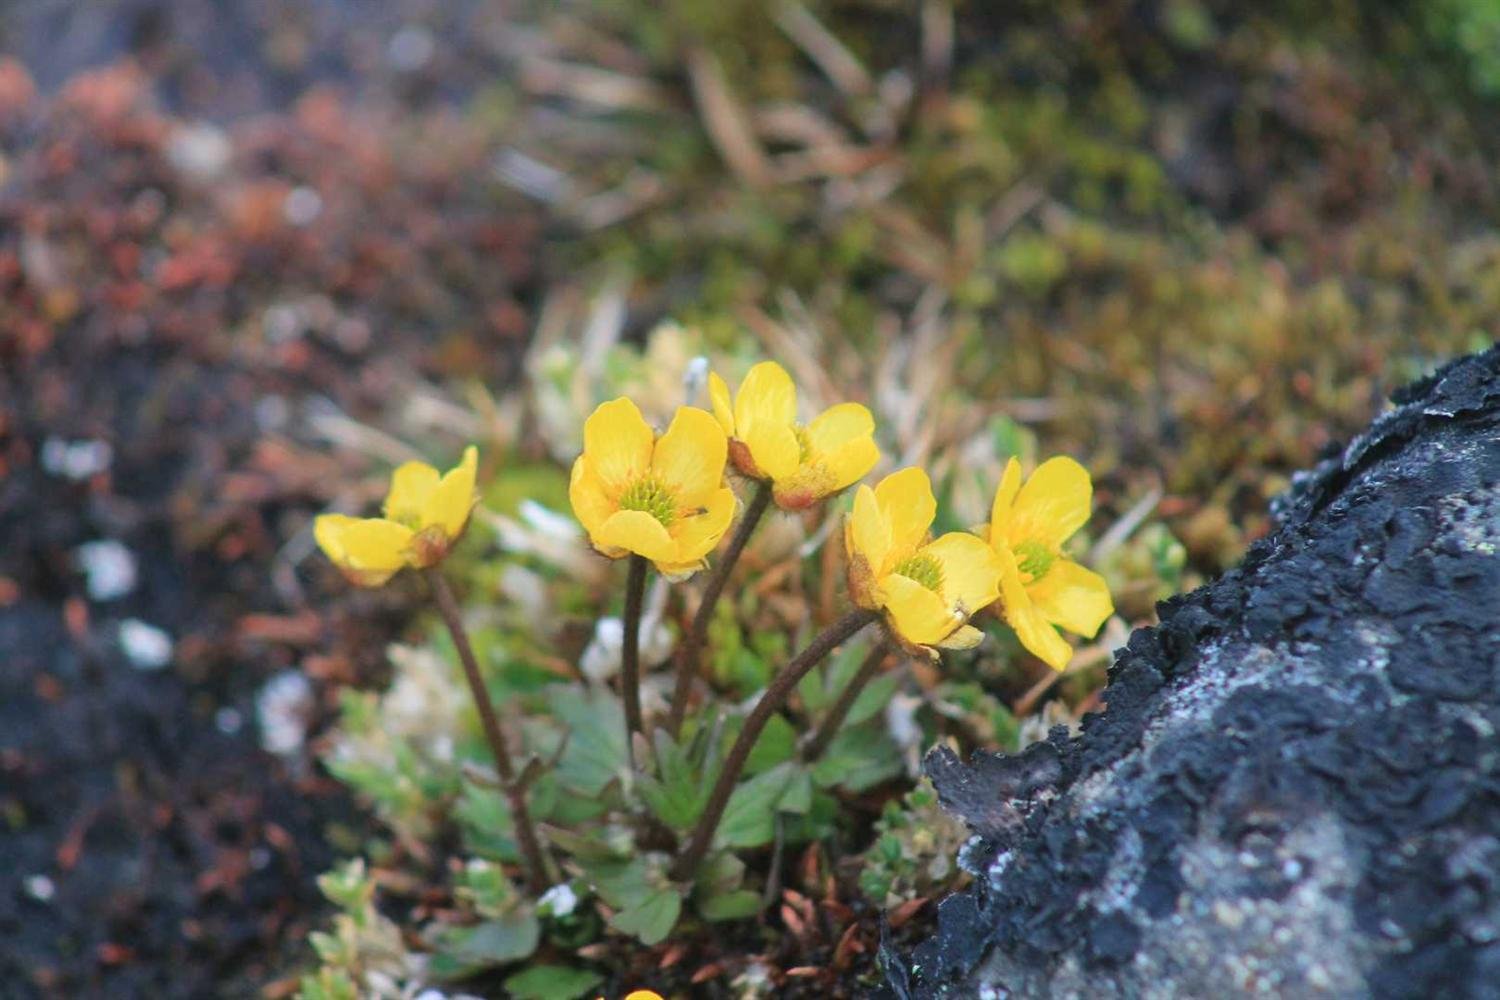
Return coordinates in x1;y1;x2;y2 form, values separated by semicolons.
0;10;539;995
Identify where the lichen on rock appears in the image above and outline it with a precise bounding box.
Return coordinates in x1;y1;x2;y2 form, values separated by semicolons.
895;346;1500;999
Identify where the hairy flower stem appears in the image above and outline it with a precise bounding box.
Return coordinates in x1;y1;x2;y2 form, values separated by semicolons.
670;607;878;882
666;481;773;736
426;569;550;893
621;554;648;752
802;641;891;763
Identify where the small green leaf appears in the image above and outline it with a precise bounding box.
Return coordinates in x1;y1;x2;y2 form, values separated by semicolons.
692;851;746;897
779;766;814;816
584;856;655;911
542;825;628;864
743;713;796;775
502;965;603;1000
697;889;762;922
608;888;682;945
811;722;902;793
455;784;516;862
428;909;540;979
716;761;812;847
637;729;712;829
797;660;828;712
716;763;789;848
548;686;629;796
845;671;901;728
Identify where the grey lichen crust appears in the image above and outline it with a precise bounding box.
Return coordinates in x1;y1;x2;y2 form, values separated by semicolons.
894;346;1500;999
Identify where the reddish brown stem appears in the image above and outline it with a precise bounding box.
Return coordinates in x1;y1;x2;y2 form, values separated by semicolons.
426;569;550;893
621;554;648;750
670;607;878;882
666;480;773;735
803;640;891;762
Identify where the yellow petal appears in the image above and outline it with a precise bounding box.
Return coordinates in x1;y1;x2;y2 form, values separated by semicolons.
314;514;414;587
1009;456;1092;549
805;403;874;456
1028;560;1114;638
384;461;439;524
937;624;984;650
879;573;962;648
996;545;1072;670
423;445;478;539
733;361;796;437
583;397;654;493
708;371;735;435
988;457;1022;547
923;532;1002;616
733;362;800;480
569;456;615;536
652;406;726;510
742;421;801;482
846;483;891;578
593;509;677;563
666;485;736;567
874;467;936;561
820;436;880;494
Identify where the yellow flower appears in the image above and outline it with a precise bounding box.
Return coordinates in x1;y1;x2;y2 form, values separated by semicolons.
314;446;479;587
708;361;879;510
569;397;735;578
844;467;1002;657
985;456;1114;670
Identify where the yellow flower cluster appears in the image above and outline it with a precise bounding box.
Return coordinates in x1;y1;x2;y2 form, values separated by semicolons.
314;446;479;587
311;360;1113;668
569;398;736;579
708;361;879;510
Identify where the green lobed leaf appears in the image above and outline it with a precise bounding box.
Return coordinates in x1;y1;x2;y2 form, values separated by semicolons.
844;671;902;729
455;783;517;862
548;686;630;796
810;722;903;793
428;909;541;980
502;965;604;1000
742;712;796;776
696;889;762;922
608;888;682;946
716;761;812;848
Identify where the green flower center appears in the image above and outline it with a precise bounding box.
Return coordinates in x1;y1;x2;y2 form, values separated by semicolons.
619;476;677;527
1015;540;1056;581
894;553;944;592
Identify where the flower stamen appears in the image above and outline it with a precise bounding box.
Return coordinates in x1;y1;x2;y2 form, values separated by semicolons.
893;553;944;592
1014;540;1056;582
619;476;677;527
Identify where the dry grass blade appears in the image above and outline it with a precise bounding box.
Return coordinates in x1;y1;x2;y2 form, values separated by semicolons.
920;0;954;98
519;57;673;112
775;2;873;97
685;45;774;189
305;406;424;466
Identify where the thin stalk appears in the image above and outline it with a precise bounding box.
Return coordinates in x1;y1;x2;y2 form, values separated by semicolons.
670;607;878;882
621;554;648;750
666;480;773;735
803;641;890;762
426;569;550;893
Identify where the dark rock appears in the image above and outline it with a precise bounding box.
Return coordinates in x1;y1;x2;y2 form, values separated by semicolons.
900;345;1500;999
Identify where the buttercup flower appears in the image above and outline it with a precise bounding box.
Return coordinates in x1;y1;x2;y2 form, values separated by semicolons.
570;398;735;578
708;361;879;510
844;467;1002;657
314;446;479;587
985;456;1114;669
